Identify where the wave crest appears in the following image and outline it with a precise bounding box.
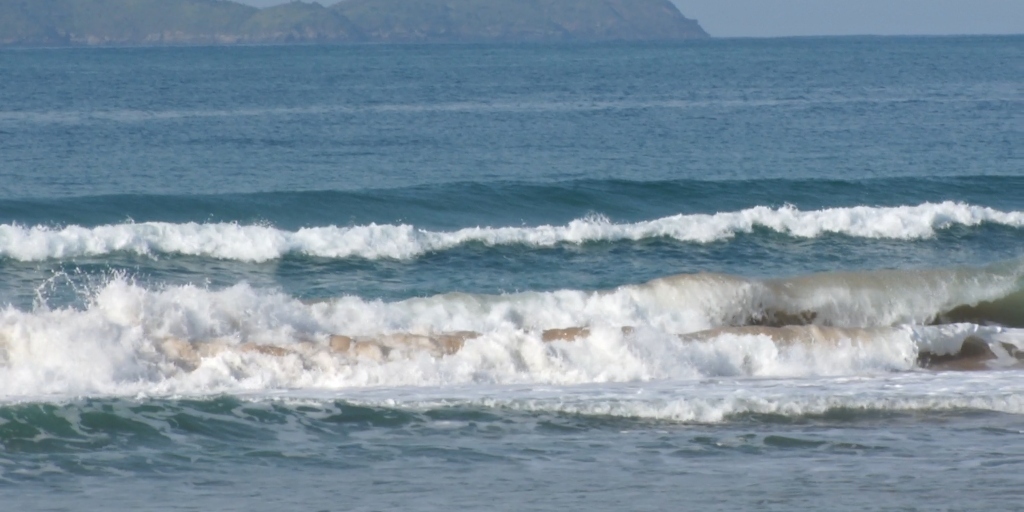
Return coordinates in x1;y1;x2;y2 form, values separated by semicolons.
0;260;1022;399
1;201;1021;262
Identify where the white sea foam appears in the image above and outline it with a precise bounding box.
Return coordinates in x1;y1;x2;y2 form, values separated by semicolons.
0;277;1020;401
350;371;1024;423
1;201;1022;262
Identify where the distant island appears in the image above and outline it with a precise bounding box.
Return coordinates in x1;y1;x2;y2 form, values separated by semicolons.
0;0;709;47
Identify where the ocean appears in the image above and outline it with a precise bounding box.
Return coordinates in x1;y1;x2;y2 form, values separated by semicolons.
0;37;1022;510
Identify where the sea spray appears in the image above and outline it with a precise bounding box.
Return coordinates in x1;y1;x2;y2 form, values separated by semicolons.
1;263;1021;399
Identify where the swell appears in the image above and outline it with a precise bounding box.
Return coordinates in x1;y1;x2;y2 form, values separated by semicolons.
1;201;1022;262
2;176;1022;229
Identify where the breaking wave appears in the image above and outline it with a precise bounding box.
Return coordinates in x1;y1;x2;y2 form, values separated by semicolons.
1;201;1022;262
0;260;1021;400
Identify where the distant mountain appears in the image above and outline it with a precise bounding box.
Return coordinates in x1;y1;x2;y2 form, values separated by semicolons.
0;0;709;46
333;0;708;42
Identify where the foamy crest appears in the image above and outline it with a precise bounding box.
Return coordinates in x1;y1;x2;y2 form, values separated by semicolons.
0;277;1019;401
2;201;1021;262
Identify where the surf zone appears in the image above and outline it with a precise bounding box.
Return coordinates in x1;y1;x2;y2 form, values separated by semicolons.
0;259;1021;402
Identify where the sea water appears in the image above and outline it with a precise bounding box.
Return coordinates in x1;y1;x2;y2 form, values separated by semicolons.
0;37;1022;510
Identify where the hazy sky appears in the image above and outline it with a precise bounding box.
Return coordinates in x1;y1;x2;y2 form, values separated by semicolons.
234;0;1024;38
676;0;1024;37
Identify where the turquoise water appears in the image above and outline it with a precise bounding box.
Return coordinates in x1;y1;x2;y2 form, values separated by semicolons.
0;37;1023;510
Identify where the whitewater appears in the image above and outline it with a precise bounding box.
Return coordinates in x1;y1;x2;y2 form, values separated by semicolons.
1;37;1022;512
1;201;1022;262
2;258;1022;402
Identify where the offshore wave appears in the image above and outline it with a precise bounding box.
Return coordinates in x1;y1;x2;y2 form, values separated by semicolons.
4;176;1022;228
1;201;1022;262
0;95;996;125
0;260;1022;399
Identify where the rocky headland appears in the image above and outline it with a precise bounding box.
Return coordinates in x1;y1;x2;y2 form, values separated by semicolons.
0;0;709;46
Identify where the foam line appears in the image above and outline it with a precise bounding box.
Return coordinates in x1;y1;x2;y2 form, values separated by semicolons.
1;201;1022;262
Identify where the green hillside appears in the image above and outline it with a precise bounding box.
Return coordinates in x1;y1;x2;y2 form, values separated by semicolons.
332;0;708;42
242;2;360;42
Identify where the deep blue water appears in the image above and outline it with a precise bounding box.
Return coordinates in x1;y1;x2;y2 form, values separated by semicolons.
0;37;1023;510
